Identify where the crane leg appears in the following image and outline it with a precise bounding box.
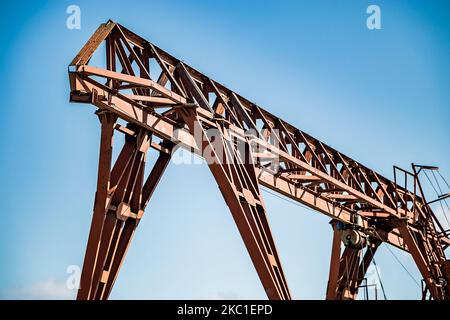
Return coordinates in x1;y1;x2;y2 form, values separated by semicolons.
179;107;291;300
326;222;379;300
77;112;171;300
398;223;450;300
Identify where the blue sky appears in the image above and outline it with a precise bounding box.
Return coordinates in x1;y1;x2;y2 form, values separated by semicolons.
0;0;449;299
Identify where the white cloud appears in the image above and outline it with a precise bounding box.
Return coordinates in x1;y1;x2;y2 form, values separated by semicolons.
1;278;76;300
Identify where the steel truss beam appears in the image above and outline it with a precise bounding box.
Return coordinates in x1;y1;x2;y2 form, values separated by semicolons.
69;20;450;300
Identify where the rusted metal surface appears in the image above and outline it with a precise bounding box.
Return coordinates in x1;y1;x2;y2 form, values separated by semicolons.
69;21;450;300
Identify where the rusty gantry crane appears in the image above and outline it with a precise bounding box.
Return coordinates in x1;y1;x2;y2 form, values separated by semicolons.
69;21;450;300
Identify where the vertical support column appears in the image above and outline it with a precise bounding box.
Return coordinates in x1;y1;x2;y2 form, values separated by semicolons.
179;107;291;300
397;223;448;300
77;120;172;300
330;247;362;300
326;221;379;300
326;222;342;299
77;110;116;300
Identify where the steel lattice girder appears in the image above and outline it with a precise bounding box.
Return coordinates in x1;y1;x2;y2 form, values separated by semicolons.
69;20;450;300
